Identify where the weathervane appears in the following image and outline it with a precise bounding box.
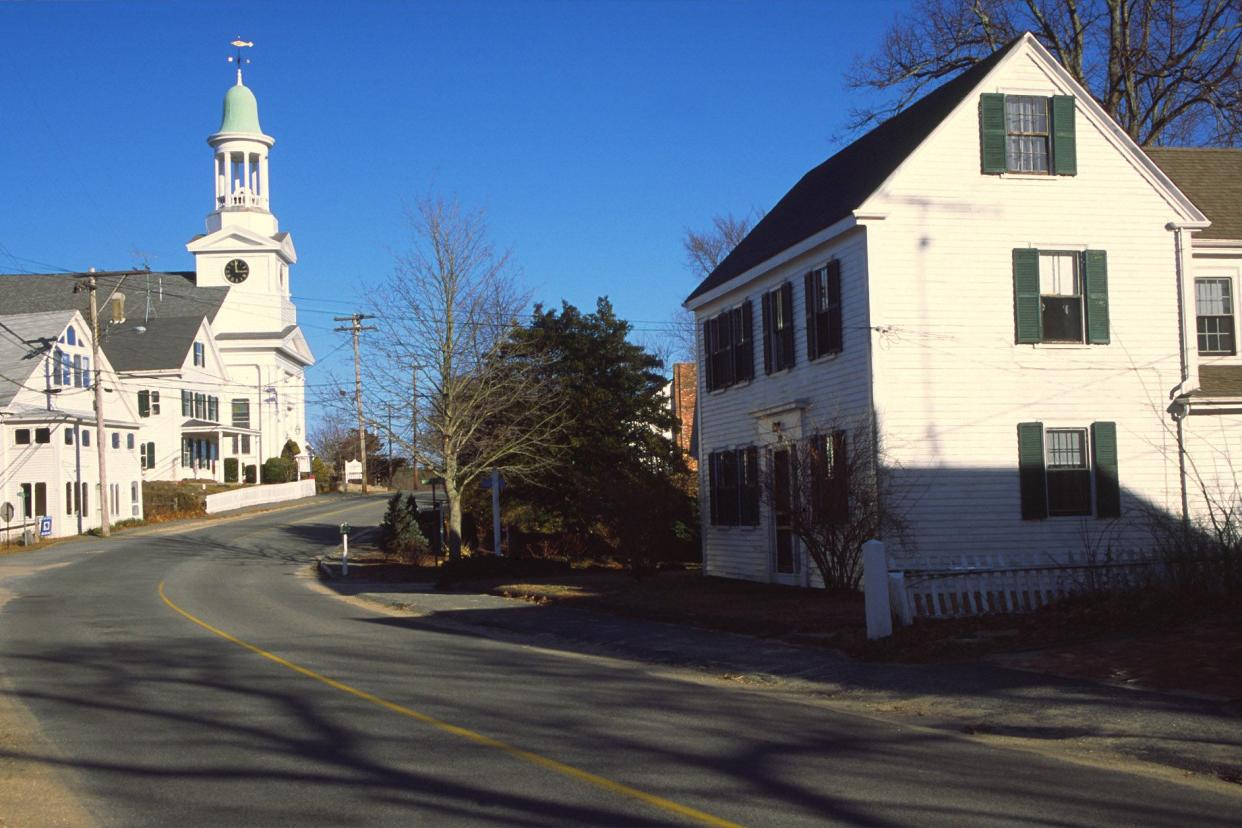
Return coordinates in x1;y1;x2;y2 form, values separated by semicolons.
227;37;254;85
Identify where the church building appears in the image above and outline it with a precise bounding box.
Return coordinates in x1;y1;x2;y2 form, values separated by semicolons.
0;51;314;535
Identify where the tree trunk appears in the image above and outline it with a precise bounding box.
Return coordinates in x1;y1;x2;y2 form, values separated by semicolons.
446;484;463;561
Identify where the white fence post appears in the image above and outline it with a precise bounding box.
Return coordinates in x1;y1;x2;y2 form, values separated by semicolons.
863;539;893;640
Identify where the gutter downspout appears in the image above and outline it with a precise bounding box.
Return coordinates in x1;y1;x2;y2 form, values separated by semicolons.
1169;224;1191;531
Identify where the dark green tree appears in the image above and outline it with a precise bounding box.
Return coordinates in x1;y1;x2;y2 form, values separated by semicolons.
505;298;696;565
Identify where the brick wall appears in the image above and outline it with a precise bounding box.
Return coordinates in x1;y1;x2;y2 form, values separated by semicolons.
670;362;697;472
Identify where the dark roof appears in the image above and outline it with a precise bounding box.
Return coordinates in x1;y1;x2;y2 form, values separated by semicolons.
1193;365;1242;397
686;37;1022;302
0;271;228;325
100;315;205;372
1146;148;1242;241
0;271;227;374
0;310;76;408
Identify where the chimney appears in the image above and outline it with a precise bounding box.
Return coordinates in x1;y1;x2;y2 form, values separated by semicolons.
110;292;126;324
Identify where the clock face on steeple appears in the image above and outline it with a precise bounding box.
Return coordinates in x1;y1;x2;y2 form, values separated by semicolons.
224;258;250;284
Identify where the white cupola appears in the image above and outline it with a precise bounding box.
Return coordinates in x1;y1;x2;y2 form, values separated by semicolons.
205;61;278;237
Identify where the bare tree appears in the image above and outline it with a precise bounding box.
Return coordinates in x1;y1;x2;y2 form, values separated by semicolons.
365;196;565;560
849;0;1242;146
683;211;762;280
760;418;910;590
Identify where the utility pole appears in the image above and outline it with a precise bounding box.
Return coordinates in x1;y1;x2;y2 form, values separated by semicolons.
334;314;376;494
75;270;110;536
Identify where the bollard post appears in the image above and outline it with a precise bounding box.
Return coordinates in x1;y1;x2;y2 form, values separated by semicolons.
340;522;351;577
863;539;893;640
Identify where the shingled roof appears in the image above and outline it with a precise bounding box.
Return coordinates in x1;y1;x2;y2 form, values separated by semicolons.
0;310;77;408
1146;148;1242;242
686;37;1022;303
0;271;228;326
100;315;206;372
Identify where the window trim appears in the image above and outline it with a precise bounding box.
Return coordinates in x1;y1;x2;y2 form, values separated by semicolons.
1195;276;1237;356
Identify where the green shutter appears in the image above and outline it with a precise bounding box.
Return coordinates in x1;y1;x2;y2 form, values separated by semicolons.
1091;422;1120;518
1018;422;1047;520
1013;248;1041;343
980;93;1007;174
137;390;149;418
1083;249;1109;344
1050;95;1077;175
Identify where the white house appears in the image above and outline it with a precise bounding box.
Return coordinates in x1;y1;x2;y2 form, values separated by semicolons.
0;311;144;539
685;33;1232;588
0;57;313;492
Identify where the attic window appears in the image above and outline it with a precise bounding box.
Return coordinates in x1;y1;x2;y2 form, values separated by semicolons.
981;94;1076;176
193;341;206;367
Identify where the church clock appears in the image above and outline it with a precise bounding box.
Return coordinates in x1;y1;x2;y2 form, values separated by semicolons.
224;258;250;284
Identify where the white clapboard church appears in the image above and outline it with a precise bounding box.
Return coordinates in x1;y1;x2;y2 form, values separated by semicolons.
0;46;314;535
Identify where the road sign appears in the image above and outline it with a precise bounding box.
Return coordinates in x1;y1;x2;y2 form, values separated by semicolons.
480;475;505;490
0;502;13;522
340;523;351;535
38;516;52;537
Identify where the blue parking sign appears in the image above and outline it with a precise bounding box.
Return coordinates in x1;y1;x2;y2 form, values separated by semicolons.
38;516;52;537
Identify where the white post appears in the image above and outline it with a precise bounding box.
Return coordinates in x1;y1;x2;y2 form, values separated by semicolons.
341;533;349;577
491;468;501;556
863;539;892;640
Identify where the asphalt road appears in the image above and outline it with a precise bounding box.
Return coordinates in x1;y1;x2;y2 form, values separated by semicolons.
0;496;1238;827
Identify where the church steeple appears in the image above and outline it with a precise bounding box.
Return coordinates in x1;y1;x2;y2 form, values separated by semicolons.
206;39;277;236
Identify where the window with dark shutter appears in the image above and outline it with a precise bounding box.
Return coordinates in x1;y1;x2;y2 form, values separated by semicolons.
704;304;753;391
1013;248;1108;345
138;390;150;418
806;261;843;359
1017;422;1047;519
982;94;1076;176
739;447;760;525
1019;422;1119;520
762;283;795;373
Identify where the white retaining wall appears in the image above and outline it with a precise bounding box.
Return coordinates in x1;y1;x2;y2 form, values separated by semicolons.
205;479;315;514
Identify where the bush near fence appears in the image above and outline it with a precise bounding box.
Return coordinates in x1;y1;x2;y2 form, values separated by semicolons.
142;480;238;521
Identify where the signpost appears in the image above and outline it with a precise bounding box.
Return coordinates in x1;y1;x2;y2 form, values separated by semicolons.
340;522;351;576
39;516;52;538
481;469;504;556
1;502;13;547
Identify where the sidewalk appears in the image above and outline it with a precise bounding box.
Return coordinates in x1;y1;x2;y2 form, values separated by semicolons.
323;575;1242;789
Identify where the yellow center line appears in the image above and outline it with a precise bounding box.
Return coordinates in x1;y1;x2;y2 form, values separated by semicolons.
157;581;742;828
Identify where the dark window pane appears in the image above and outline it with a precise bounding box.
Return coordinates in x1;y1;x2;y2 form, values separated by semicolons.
1048;469;1092;516
1041;296;1083;342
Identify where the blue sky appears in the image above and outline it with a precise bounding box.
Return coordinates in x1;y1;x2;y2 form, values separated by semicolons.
0;0;911;396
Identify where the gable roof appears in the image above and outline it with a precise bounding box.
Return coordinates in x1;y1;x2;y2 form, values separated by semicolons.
1146;148;1242;242
0;309;77;408
0;271;228;326
100;315;207;372
686;37;1023;303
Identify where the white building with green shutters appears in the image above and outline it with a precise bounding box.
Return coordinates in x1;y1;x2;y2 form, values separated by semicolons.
685;33;1235;587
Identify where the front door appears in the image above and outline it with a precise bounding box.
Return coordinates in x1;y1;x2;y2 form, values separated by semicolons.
771;447;801;584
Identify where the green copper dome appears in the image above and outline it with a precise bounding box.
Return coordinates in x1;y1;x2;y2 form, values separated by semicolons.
218;82;262;134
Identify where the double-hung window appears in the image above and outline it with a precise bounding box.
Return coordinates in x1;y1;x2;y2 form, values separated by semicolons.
703;302;754;391
707;446;759;526
1017;422;1119;519
809;431;849;523
804;261;843;360
1195;278;1236;356
1013;249;1109;345
761;282;795;373
232;399;251;429
981;93;1076;175
182;389;192;417
193;341;205;367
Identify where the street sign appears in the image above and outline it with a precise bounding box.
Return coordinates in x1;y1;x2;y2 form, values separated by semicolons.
0;502;13;522
38;516;52;537
340;523;351;535
480;475;505;490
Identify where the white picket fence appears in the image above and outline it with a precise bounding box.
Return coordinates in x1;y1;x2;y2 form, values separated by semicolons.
861;540;1167;637
887;548;1160;624
205;479;316;514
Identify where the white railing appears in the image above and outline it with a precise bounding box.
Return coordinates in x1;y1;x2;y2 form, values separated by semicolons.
205;479;315;514
216;191;268;210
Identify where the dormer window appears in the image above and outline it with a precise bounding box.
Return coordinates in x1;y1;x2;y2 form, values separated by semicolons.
981;94;1076;176
193;341;206;367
